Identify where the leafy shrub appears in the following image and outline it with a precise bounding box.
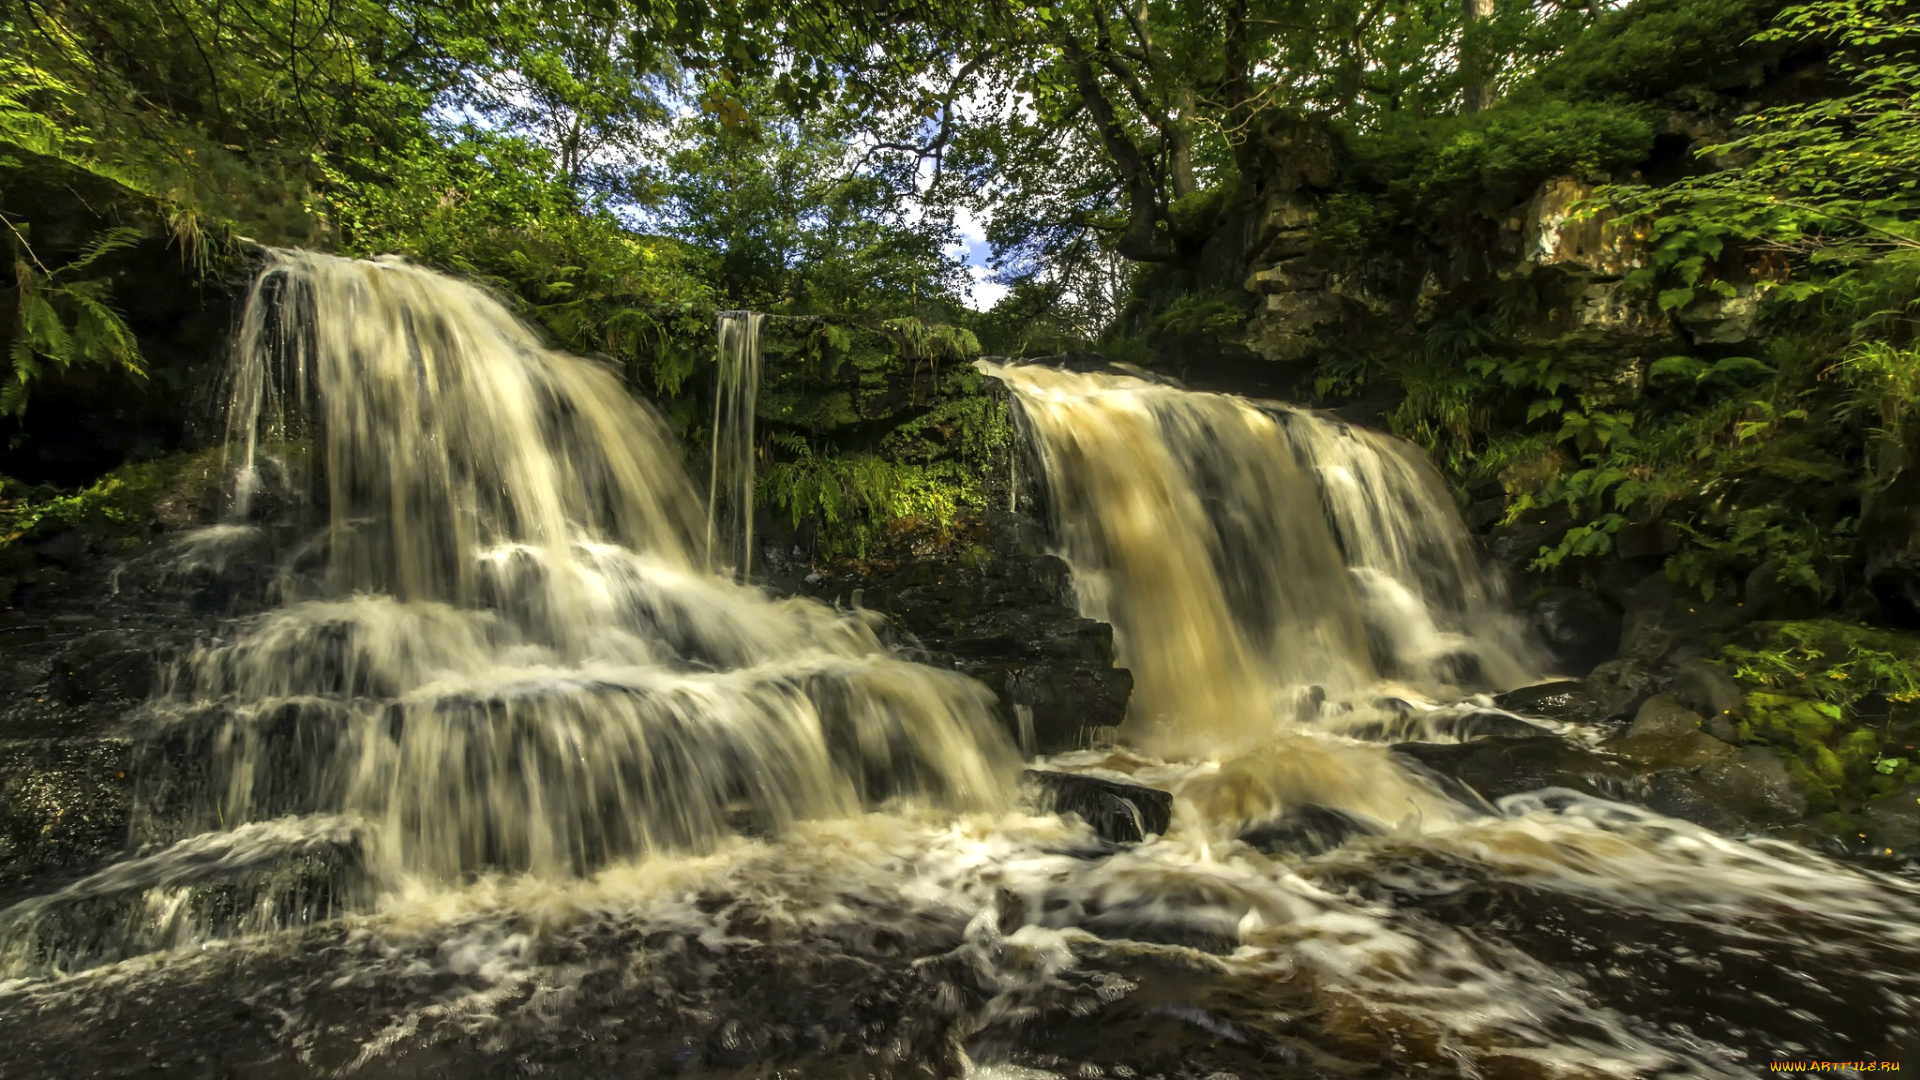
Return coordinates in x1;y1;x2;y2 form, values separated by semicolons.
1349;97;1656;219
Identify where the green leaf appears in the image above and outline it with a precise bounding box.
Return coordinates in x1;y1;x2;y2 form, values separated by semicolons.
1658;287;1697;312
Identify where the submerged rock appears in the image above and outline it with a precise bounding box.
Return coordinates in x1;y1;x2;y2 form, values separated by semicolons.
1025;770;1172;844
1494;679;1615;726
1239;803;1382;856
1392;736;1634;806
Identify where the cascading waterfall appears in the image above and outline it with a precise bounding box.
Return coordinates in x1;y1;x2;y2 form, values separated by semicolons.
5;275;1920;1080
983;360;1537;755
0;252;1012;976
708;310;764;582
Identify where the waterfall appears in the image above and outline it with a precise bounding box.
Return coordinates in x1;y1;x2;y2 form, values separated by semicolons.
982;360;1538;754
708;311;764;581
153;255;1013;887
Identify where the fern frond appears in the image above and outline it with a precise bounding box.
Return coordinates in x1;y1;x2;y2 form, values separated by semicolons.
61;226;143;275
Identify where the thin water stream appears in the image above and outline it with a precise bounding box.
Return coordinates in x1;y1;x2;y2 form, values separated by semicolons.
1;253;1915;1078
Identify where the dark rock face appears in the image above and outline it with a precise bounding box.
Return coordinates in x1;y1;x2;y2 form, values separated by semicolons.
1239;804;1382;857
1861;488;1920;626
1024;770;1172;844
0;174;251;488
795;513;1133;754
0;462;300;889
1523;587;1622;676
0;738;135;892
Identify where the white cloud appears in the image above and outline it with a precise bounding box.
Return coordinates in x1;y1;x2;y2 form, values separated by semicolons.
967;264;1009;311
952;204;1005;310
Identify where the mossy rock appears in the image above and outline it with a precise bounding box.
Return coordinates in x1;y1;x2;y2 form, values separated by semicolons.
1721;621;1920;813
1;449;222;552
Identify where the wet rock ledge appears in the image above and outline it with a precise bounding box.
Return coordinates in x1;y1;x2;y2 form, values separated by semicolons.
775;511;1134;755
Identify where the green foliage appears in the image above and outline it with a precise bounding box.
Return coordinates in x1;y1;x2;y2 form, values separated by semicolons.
1722;620;1920;808
1834;333;1920;494
1350;97;1656;220
1604;0;1920;302
329;134;717;402
654;77;968;318
1535;0;1786;100
760;438;983;561
1147;288;1250;343
1356;0;1920;608
880;317;981;364
758;360;1015;560
0;451;218;548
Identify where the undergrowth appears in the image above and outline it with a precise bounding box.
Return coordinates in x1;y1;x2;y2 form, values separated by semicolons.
1721;620;1920;810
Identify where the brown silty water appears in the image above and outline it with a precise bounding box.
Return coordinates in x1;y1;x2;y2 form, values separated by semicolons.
0;254;1914;1079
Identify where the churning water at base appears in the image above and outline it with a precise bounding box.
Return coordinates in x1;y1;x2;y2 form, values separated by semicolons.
3;261;1918;1078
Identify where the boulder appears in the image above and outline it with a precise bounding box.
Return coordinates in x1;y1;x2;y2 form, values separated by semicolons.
1863;784;1920;857
1670;659;1744;720
1646;746;1807;830
1614;698;1737;769
1025;770;1173;844
1585;657;1657;720
1495;680;1616;726
1628;694;1703;739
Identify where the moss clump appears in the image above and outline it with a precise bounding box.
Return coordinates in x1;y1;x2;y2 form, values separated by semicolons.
0;449;220;550
1722;620;1920;810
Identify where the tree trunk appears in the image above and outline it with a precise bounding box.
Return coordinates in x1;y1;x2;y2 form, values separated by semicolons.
1063;37;1171;261
1462;0;1497;114
1168;87;1197;199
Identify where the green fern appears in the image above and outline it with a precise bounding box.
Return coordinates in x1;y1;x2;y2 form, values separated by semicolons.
4;223;147;415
